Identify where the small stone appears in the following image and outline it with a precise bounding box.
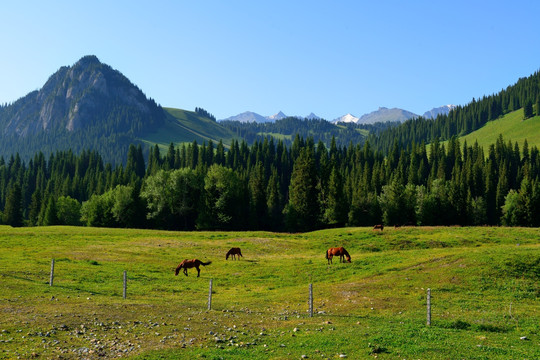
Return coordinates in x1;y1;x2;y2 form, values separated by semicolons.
339;354;347;358
520;336;529;340
301;355;308;359
293;327;299;332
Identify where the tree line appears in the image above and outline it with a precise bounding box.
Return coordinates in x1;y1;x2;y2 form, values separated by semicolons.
2;133;540;231
220;116;398;148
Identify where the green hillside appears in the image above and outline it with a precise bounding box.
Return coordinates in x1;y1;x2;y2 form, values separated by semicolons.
456;108;540;149
139;108;236;151
1;226;538;359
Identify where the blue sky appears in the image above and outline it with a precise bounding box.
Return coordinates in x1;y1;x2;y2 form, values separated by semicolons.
1;0;539;120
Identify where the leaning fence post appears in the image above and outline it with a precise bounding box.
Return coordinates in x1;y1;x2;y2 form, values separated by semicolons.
208;279;213;310
50;259;55;286
427;288;431;326
123;271;127;299
309;283;313;317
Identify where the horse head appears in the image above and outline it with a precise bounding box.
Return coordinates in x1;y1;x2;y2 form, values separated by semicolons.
175;263;183;276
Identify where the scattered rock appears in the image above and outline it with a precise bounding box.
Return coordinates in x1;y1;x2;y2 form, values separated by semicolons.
520;336;529;340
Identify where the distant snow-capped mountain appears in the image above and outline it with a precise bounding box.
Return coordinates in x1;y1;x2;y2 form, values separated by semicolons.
221;105;452;125
332;107;418;124
219;111;269;123
357;107;419;124
267;111;287;121
305;112;321;120
332;113;360;123
422;105;456;119
220;111;322;123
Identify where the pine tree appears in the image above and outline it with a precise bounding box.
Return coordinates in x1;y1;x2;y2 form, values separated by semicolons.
285;147;320;231
3;184;23;227
323;167;348;226
248;162;267;229
28;189;42;226
43;196;59;226
266;167;283;230
523;100;533;119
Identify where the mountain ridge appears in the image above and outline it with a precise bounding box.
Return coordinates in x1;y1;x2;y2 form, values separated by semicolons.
0;56;205;164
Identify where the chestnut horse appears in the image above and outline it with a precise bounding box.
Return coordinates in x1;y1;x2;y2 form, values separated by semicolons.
373;224;384;231
326;247;351;264
226;247;243;260
175;259;212;277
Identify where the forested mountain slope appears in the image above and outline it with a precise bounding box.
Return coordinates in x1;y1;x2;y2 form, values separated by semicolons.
369;70;540;154
449;108;540;150
140;108;236;152
0;56;166;164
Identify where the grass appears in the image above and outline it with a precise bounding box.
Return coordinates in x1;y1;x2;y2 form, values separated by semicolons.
138;108;235;151
452;108;540;150
0;226;539;359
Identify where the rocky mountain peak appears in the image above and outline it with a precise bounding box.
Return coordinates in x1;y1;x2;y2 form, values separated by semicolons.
1;55;162;137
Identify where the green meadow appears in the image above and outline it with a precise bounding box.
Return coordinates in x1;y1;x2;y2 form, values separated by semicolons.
139;108;235;152
0;226;538;359
455;108;540;150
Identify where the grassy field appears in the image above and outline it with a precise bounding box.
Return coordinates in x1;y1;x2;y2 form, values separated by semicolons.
453;108;540;150
139;108;235;152
0;226;539;359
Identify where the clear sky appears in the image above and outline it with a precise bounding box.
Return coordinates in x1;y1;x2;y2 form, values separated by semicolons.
1;0;539;120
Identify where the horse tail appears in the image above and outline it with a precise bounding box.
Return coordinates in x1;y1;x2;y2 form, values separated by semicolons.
325;249;329;259
238;249;243;257
201;261;212;266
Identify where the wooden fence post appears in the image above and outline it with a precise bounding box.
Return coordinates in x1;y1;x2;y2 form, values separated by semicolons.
309;283;313;317
49;259;55;286
427;288;431;326
123;270;127;299
208;279;213;310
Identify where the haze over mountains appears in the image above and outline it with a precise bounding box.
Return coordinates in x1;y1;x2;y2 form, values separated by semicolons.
220;110;311;123
220;105;456;124
422;104;457;119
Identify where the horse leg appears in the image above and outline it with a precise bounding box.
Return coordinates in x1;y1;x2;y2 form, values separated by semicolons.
196;266;200;277
184;268;188;276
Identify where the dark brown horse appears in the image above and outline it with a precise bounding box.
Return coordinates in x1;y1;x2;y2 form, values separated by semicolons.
373;224;384;231
226;247;243;260
175;259;212;277
326;247;351;264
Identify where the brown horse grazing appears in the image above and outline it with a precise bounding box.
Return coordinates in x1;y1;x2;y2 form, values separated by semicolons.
226;247;243;260
373;224;384;231
326;247;351;264
175;259;212;277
